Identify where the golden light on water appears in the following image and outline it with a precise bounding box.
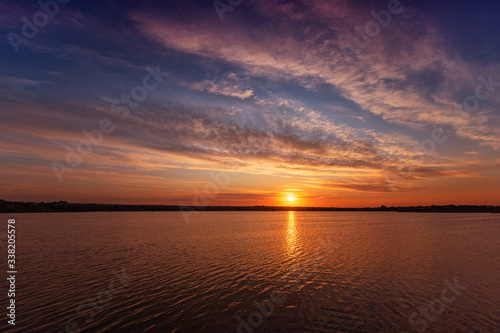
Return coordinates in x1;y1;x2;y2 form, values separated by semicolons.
285;211;297;255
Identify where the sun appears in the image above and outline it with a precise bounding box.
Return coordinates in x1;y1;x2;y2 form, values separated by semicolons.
286;194;296;202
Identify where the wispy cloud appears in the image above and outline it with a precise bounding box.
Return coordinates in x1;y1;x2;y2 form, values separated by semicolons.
0;0;499;205
181;77;254;99
132;0;500;151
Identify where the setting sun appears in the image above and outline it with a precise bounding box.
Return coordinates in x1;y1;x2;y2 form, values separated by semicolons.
286;194;297;202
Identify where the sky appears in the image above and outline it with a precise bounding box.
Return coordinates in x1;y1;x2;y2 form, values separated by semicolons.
0;0;500;207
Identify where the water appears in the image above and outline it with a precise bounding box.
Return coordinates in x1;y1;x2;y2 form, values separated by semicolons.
0;211;499;332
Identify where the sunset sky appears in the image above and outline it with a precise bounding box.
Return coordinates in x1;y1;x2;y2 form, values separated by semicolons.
1;0;500;206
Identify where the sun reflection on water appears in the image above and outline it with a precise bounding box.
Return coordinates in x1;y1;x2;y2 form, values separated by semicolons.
286;211;298;256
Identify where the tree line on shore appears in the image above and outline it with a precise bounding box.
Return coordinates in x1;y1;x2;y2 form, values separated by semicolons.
1;200;499;213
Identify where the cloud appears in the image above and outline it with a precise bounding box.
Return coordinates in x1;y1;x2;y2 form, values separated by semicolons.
1;0;499;204
181;78;254;99
0;77;49;88
328;180;424;193
131;0;500;150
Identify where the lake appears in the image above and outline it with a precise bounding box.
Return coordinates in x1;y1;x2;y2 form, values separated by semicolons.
0;211;499;332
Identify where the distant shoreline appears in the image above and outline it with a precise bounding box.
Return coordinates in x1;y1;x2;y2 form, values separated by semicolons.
1;200;499;213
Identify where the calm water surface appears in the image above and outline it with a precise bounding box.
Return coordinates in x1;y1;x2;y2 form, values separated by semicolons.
0;211;499;332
